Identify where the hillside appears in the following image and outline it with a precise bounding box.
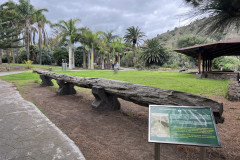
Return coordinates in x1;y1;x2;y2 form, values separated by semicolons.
156;18;240;49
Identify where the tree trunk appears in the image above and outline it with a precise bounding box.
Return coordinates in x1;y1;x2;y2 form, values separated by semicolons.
101;55;104;70
68;42;73;69
118;55;121;68
132;43;136;57
26;18;30;61
38;25;42;65
35;70;224;124
72;47;75;68
91;44;94;70
0;49;2;64
7;50;10;64
83;51;86;69
88;49;91;69
12;48;15;64
16;48;19;64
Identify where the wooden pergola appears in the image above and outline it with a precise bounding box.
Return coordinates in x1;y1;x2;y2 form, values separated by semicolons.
174;38;240;73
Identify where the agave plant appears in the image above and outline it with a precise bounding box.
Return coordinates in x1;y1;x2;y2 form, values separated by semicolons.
184;0;240;34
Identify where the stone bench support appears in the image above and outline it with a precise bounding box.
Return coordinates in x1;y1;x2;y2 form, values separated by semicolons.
57;80;76;96
40;74;54;87
91;86;120;111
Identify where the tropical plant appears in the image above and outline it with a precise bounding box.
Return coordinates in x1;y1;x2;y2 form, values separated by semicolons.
51;18;81;69
184;0;240;34
140;39;169;66
213;56;240;71
81;30;103;69
24;60;33;69
124;26;145;59
17;0;48;61
32;9;49;65
52;47;68;66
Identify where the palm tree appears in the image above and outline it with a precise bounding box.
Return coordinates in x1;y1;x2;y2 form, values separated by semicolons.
51;18;81;69
103;30;119;44
124;26;145;59
81;30;103;69
184;0;240;34
140;39;169;66
17;0;48;61
0;49;2;64
111;38;125;68
33;10;49;64
76;27;90;69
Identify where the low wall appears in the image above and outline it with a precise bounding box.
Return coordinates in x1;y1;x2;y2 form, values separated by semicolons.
228;81;240;101
206;72;238;80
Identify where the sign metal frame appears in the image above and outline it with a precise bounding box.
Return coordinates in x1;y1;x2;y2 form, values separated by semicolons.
148;105;221;147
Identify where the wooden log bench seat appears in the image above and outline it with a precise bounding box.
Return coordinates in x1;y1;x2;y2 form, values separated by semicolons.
34;70;224;124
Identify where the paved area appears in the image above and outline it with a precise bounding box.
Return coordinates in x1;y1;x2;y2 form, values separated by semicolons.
0;73;86;160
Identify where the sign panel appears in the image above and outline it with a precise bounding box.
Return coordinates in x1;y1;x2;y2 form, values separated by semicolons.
148;105;221;147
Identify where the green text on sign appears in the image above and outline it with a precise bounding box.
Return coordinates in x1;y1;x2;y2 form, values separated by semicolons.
148;105;221;147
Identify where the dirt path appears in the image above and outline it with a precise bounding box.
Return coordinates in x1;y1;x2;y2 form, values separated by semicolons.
21;82;240;160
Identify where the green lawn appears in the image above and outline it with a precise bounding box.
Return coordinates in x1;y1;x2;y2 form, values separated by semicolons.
2;63;62;71
0;70;230;97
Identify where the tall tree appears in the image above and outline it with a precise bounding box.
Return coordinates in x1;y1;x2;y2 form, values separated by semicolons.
124;26;145;60
0;1;22;50
33;10;49;64
184;0;240;34
51;18;81;69
17;0;48;61
81;30;103;69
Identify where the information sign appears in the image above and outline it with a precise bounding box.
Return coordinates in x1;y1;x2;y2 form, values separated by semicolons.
148;105;221;147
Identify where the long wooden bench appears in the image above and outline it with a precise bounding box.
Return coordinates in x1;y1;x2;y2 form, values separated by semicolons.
34;70;224;124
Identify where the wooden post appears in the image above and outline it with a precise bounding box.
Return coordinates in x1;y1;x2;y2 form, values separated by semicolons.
206;59;209;72
210;60;212;71
202;56;205;73
200;147;206;160
198;53;201;73
154;143;160;160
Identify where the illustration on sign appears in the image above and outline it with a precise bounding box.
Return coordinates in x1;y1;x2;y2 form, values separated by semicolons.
148;105;221;147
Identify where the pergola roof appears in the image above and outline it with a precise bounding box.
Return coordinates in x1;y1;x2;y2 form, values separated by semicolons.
174;38;240;59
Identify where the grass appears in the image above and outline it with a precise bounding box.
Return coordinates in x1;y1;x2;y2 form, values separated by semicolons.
2;63;62;71
0;70;230;97
55;70;229;97
0;72;40;93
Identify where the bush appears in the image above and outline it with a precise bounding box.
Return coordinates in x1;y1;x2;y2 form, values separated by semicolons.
36;54;52;65
2;55;13;63
121;53;134;67
53;47;68;66
213;56;240;71
18;48;27;63
74;47;86;67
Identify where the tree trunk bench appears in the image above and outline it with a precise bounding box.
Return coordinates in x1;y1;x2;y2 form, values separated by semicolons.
34;70;224;124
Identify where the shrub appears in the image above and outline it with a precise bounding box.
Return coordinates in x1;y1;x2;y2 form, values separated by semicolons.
213;56;240;71
24;60;33;69
2;55;13;63
121;53;134;67
18;48;27;63
74;47;86;67
36;54;52;65
53;47;68;66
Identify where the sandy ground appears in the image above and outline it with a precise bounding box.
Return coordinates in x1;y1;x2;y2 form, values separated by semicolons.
20;82;240;160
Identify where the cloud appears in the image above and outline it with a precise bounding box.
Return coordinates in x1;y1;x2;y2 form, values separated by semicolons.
1;0;190;39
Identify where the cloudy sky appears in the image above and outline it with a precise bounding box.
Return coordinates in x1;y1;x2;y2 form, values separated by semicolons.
1;0;191;39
